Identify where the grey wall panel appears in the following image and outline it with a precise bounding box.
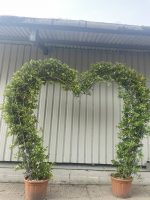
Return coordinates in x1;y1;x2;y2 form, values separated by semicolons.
0;42;150;166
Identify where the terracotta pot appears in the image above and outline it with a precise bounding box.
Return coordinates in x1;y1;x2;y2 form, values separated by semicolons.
111;176;132;198
24;179;48;200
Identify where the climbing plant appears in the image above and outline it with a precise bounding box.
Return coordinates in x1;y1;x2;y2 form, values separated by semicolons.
80;62;150;178
2;58;150;180
2;58;79;180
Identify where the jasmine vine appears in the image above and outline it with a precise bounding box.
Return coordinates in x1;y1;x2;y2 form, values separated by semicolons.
80;62;150;178
2;59;150;180
2;58;78;180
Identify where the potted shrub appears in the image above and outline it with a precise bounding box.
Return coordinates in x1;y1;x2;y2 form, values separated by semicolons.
79;62;150;198
23;144;52;200
3;78;52;200
2;58;78;200
111;140;142;198
109;64;150;198
109;69;150;198
2;59;53;199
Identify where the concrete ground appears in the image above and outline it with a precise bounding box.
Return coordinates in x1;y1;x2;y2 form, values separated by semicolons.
0;183;150;200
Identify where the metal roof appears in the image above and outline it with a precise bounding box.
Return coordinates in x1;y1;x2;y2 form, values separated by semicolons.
0;16;150;51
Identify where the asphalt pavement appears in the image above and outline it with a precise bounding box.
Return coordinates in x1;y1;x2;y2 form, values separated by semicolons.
0;183;150;200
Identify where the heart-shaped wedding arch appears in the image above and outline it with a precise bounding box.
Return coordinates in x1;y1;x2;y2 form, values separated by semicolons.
2;58;150;180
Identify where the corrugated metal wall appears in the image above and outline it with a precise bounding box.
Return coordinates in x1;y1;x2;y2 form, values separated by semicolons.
0;42;150;165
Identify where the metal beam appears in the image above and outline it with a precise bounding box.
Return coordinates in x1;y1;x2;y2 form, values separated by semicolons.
45;39;150;51
0;35;150;51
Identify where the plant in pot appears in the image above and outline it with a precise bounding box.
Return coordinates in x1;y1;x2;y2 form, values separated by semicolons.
79;62;150;198
23;141;53;200
111;139;143;198
3;78;52;200
110;75;150;198
2;58;78;200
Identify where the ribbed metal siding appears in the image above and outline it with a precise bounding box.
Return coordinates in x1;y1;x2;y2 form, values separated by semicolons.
0;43;149;165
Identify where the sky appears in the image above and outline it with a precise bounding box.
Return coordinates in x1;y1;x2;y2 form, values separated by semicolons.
0;0;150;26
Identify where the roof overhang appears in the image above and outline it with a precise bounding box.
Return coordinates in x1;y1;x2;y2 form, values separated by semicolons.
0;16;150;54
